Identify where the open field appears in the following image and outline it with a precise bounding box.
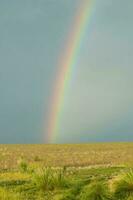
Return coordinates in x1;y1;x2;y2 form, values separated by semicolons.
0;143;133;199
0;143;133;169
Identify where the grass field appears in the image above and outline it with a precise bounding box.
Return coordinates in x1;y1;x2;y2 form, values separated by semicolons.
0;143;133;199
0;143;133;169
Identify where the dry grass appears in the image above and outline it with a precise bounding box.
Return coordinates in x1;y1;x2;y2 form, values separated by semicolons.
0;143;133;170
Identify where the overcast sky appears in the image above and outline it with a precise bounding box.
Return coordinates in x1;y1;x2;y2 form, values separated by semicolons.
0;0;133;143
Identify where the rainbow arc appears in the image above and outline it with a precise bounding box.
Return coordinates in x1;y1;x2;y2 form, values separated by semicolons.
46;0;95;143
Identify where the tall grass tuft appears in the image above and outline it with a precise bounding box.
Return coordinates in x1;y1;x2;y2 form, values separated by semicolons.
33;167;70;192
113;169;133;199
17;157;28;173
53;168;70;189
61;181;85;200
33;168;54;191
79;181;111;200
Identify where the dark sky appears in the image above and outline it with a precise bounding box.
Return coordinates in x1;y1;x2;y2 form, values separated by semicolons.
0;0;133;143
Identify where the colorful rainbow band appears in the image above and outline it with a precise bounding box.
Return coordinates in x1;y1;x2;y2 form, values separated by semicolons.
46;0;95;143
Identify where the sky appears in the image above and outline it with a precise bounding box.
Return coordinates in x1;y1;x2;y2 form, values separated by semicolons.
0;0;133;143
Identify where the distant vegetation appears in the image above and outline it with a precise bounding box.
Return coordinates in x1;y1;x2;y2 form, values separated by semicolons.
0;143;133;199
0;143;133;169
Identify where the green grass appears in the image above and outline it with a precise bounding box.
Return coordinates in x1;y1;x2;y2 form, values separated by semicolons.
0;143;133;199
79;181;111;200
113;169;133;199
0;166;133;199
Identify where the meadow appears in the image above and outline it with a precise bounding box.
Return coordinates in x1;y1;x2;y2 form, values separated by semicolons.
0;143;133;199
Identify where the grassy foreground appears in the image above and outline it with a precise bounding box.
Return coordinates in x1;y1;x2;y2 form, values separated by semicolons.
0;143;133;199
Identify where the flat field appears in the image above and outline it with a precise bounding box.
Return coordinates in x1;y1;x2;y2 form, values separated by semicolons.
0;142;133;169
0;143;133;200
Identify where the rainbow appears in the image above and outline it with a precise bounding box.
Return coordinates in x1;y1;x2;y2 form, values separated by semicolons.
46;0;95;143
